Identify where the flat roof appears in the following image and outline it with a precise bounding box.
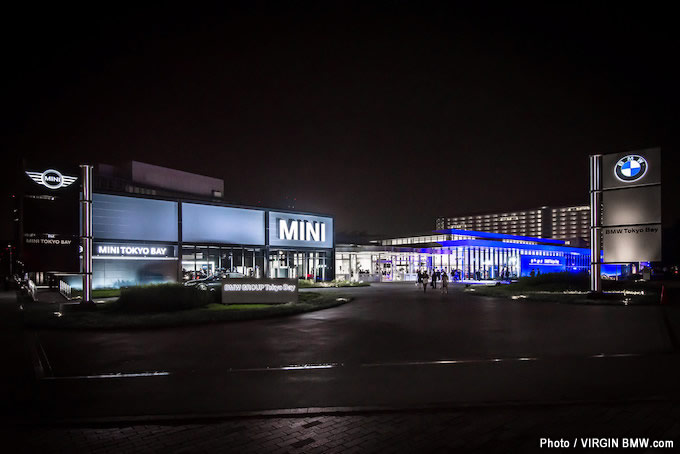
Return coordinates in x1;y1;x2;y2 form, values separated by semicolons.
435;228;565;245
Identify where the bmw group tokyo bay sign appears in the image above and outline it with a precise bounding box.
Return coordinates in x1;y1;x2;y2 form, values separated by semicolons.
21;161;81;272
221;278;298;304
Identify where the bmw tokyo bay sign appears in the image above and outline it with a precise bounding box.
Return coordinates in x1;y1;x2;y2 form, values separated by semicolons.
614;155;647;182
25;169;78;190
596;148;662;265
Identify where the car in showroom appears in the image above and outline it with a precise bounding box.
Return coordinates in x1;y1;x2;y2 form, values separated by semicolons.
185;271;246;292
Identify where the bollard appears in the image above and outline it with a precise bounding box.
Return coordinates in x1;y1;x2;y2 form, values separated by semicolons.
660;284;667;305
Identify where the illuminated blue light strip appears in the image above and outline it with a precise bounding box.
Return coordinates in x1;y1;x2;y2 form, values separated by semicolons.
435;228;566;245
438;239;591;255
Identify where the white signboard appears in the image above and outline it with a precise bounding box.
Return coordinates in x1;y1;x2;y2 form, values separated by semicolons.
602;224;662;262
221;278;298;304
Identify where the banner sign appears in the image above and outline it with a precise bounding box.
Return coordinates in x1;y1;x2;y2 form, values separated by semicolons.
520;255;566;276
221;278;298;304
22;161;81;272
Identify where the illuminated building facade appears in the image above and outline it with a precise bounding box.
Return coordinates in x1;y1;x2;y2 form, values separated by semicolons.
336;229;601;283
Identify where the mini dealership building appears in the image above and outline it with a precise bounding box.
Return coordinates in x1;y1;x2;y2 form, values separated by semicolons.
91;193;334;288
18;161;334;289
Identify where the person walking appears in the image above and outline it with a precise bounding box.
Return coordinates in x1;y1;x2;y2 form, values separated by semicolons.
431;269;437;289
422;271;429;293
441;271;449;294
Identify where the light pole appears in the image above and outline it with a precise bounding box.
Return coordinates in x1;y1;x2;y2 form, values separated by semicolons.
81;164;93;304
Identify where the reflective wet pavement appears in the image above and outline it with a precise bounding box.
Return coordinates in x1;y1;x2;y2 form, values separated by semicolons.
21;283;680;421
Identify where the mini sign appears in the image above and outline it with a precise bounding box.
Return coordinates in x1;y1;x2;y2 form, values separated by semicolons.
21;161;81;272
268;211;333;248
221;278;298;304
94;243;176;258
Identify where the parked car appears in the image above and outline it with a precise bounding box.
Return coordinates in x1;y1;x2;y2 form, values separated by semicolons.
190;272;246;292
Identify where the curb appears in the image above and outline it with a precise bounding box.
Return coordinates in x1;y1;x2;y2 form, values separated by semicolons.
16;396;680;428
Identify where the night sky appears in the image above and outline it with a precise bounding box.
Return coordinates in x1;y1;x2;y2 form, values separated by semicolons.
3;2;679;240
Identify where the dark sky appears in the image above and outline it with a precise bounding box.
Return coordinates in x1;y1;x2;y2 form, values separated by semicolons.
3;2;679;238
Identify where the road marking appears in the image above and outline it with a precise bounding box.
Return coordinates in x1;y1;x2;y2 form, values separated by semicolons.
42;372;170;380
38;353;652;380
361;357;539;368
228;363;342;372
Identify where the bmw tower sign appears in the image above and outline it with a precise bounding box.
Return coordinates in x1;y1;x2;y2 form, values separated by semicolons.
589;148;662;292
614;155;647;182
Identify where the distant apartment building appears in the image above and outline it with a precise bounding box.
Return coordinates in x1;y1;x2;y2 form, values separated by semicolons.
435;205;590;246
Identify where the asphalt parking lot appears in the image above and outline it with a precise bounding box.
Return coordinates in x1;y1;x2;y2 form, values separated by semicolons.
16;283;679;422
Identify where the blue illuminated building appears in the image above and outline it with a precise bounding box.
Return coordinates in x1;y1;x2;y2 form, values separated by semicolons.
336;229;605;282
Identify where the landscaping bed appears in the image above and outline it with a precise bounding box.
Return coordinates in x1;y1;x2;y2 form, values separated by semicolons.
22;284;352;330
463;272;667;305
298;279;370;288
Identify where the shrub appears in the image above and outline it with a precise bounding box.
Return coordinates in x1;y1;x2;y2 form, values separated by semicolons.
111;283;213;313
513;272;590;291
298;279;370;288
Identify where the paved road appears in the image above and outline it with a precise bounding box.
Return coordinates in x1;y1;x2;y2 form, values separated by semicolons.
20;283;680;423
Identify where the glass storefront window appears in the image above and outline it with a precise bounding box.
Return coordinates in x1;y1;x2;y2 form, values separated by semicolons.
181;245;267;280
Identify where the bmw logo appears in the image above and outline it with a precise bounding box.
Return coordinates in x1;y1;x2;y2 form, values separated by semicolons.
614;155;648;182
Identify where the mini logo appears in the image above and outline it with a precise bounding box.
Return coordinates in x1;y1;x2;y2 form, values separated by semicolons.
26;169;77;189
614;155;647;182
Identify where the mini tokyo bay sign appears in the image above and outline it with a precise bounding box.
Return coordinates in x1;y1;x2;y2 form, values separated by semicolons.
221;278;298;304
21;161;81;272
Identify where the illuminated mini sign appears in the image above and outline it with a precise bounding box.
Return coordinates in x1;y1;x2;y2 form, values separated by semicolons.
268;211;333;248
22;162;81;272
94;243;176;258
25;169;78;190
614;155;648;182
278;219;327;242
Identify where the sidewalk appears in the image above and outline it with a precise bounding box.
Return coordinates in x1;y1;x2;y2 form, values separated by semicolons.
12;401;680;453
0;290;35;424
